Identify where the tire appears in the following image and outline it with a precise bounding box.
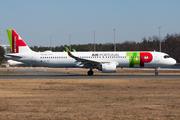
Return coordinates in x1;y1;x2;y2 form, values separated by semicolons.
88;71;93;75
155;72;158;76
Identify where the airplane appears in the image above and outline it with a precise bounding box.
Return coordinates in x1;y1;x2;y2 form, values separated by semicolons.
4;29;176;75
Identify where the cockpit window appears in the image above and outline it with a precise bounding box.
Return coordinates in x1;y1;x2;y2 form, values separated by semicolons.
164;55;171;58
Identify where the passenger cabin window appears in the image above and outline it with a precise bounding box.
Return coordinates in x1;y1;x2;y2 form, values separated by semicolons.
164;55;171;58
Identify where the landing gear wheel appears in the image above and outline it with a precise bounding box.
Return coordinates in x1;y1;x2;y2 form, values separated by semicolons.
155;72;158;76
155;67;158;76
88;70;94;76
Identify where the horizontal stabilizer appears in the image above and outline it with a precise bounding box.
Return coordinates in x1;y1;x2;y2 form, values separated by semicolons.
4;54;22;59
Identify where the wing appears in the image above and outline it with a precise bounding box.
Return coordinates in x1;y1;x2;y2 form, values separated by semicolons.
64;46;101;68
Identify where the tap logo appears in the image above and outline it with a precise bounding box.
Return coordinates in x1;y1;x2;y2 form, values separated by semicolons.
14;36;17;53
11;30;26;53
126;52;153;67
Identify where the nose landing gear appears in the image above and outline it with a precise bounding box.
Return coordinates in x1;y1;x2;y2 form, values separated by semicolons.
155;67;158;75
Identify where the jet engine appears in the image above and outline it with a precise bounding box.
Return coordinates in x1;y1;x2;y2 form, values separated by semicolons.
98;63;116;73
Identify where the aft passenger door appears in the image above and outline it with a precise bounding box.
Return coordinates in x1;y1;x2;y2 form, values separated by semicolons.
31;53;36;63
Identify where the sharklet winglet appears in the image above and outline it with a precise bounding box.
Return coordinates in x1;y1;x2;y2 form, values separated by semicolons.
64;46;72;56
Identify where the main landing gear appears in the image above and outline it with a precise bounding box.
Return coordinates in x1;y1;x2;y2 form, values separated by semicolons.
87;70;94;76
155;67;158;75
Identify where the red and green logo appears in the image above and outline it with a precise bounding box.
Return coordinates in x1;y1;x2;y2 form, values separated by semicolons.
7;29;26;53
126;52;153;67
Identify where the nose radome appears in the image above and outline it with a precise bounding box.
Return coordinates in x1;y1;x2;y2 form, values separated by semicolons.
174;59;177;64
171;59;177;65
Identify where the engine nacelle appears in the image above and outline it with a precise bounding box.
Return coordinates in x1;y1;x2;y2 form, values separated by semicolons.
98;63;116;73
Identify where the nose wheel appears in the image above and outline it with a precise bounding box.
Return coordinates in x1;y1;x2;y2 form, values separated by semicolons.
155;71;158;75
155;67;158;75
87;70;94;75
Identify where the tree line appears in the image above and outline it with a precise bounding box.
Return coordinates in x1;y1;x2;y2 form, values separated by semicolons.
30;33;180;63
0;46;5;65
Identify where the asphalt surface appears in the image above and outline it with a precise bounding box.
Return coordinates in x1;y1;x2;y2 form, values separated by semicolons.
0;68;180;79
1;74;180;79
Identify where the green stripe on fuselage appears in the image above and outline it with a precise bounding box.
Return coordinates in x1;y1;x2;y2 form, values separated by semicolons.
126;52;140;67
6;29;12;52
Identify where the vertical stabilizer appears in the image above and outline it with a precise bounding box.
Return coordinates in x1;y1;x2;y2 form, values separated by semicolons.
6;29;32;53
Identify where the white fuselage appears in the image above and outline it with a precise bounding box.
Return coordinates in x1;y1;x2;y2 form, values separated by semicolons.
5;50;176;68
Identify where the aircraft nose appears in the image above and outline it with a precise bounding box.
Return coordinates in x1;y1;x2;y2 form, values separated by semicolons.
171;58;176;65
173;59;177;64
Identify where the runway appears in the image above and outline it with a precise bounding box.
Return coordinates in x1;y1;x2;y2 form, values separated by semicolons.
0;69;180;79
1;74;180;79
0;68;180;79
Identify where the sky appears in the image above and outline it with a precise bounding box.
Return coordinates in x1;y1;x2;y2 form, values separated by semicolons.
0;0;180;47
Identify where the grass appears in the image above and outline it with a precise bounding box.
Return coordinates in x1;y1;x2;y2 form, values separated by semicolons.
0;79;180;119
